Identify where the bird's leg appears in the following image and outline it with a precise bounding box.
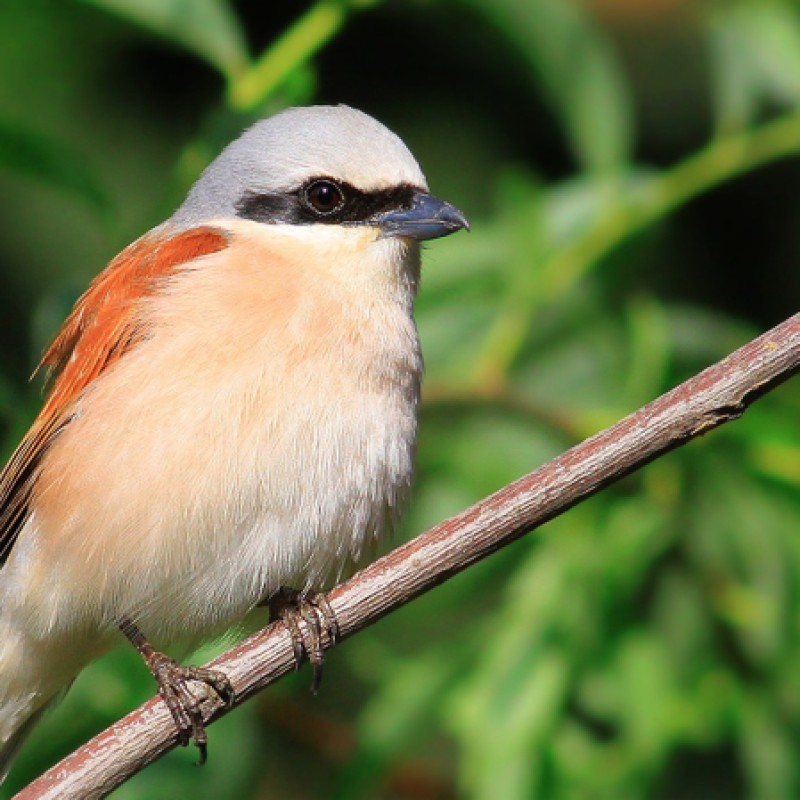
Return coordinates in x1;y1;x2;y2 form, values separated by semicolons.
118;617;233;764
264;588;340;693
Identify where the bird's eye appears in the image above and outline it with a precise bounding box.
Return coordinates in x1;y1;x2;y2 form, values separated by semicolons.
304;180;345;216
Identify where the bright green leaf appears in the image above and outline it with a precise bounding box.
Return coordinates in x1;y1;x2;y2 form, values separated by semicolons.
79;0;249;80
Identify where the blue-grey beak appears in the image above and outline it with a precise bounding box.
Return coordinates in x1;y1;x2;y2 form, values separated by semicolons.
378;190;470;241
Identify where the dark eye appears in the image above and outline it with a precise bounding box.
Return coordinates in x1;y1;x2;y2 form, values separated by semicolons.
303;180;345;215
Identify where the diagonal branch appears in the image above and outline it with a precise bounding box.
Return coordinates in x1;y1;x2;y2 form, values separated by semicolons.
16;313;800;800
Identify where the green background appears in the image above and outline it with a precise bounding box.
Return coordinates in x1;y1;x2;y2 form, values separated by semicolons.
3;0;800;797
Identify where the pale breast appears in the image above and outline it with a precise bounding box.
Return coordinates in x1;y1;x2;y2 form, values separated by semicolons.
25;224;423;642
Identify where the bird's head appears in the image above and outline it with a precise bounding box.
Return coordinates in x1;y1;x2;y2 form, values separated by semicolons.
171;105;469;245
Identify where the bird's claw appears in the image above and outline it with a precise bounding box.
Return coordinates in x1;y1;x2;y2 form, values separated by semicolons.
148;653;234;764
269;588;339;693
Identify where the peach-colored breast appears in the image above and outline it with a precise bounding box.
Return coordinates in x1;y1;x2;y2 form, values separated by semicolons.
23;220;422;645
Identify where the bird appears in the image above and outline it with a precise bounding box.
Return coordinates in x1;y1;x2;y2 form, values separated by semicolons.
0;104;468;782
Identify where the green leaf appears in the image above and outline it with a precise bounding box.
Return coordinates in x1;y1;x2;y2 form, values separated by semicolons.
79;0;249;81
708;8;762;134
740;693;799;800
733;3;800;102
464;0;633;173
708;2;800;134
0;118;108;212
622;295;671;405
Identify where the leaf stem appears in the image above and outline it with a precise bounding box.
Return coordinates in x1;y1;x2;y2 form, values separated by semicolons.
471;109;800;388
227;0;379;112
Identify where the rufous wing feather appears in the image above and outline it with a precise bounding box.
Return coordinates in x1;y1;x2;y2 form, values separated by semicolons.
0;225;229;565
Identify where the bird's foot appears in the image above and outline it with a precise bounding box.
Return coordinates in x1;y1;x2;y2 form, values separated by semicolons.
147;653;234;763
268;587;339;693
119;617;233;764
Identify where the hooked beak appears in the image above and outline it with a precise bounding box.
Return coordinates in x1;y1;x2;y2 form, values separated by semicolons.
377;190;470;241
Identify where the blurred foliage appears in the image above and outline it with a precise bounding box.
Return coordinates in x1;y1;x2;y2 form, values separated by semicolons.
2;0;800;798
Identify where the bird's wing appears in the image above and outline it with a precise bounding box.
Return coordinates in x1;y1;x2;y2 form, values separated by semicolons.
0;225;229;565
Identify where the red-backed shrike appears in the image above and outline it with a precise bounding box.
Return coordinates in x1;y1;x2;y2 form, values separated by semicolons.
0;105;468;779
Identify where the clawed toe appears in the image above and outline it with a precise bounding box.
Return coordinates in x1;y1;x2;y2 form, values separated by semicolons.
268;588;339;693
150;657;233;763
119;617;233;764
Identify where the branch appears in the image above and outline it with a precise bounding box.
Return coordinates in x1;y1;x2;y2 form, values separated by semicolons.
16;313;800;800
